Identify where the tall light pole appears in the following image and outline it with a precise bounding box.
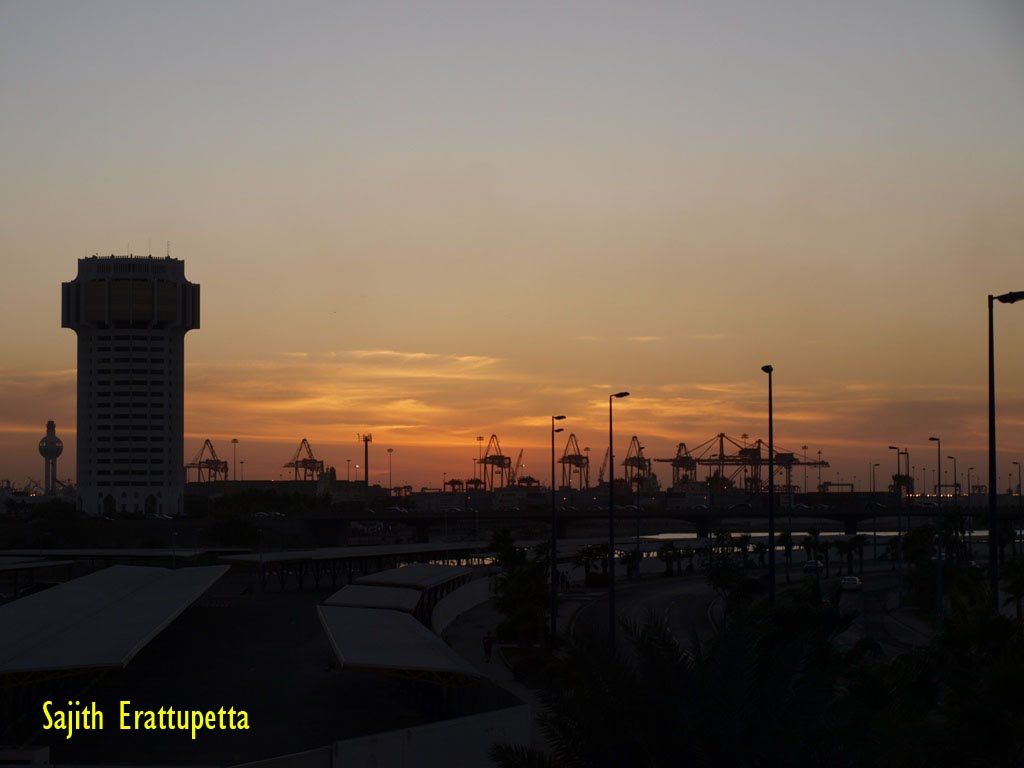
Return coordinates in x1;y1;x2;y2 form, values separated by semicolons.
550;415;566;638
231;438;239;482
817;450;822;492
889;445;904;607
608;391;629;644
240;460;245;481
989;292;1024;610
968;466;975;549
929;436;943;619
1015;462;1023;541
477;436;484;482
358;433;373;513
387;448;394;496
762;365;776;608
948;456;958;503
872;462;880;558
802;445;808;493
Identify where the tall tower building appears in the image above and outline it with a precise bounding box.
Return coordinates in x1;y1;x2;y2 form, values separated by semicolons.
62;256;199;516
38;420;63;494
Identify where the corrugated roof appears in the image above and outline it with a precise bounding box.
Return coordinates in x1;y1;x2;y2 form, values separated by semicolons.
317;606;481;680
0;565;227;675
355;563;472;591
221;541;488;565
322;585;422;613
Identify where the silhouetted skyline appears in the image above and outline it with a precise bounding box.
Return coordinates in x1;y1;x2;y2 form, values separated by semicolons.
1;1;1023;489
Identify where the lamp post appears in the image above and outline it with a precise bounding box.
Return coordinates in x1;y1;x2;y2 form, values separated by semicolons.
802;445;808;493
872;462;880;558
817;450;822;492
889;445;904;607
989;292;1024;611
551;415;566;638
240;460;245;481
1015;462;1023;548
608;391;629;644
948;455;958;502
929;436;943;619
387;448;394;496
968;466;975;549
762;365;776;608
231;438;239;482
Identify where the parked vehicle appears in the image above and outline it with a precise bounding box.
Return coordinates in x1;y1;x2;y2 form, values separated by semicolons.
840;575;862;591
802;560;822;573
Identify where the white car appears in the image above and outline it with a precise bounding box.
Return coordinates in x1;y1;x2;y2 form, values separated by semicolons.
840;576;862;591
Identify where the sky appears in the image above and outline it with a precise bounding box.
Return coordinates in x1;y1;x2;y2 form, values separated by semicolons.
2;1;1024;492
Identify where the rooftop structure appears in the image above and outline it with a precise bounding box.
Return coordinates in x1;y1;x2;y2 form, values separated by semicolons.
0;564;226;676
62;255;199;516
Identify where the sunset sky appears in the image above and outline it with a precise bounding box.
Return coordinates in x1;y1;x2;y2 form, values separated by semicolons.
2;1;1023;492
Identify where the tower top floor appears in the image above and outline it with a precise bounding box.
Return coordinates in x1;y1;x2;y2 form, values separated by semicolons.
62;255;199;332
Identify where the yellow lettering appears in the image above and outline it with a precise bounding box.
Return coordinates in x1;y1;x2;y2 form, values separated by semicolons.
205;711;216;729
42;701;54;730
120;701;130;729
237;710;249;729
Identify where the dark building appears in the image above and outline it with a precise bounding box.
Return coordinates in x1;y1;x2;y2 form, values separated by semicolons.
62;255;199;516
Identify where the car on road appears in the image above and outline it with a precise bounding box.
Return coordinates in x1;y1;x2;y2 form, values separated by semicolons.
802;560;823;574
841;576;862;591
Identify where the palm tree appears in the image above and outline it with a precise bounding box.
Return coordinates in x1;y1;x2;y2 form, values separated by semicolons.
574;543;608;585
779;530;794;583
657;541;677;577
751;541;767;568
682;546;695;573
712;529;733;564
1003;559;1024;622
735;533;752;569
802;526;821;563
851;534;868;574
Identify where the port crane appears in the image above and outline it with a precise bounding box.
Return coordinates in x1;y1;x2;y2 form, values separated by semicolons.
653;433;829;492
186;439;229;482
284;438;324;480
479;434;512;490
558;433;590;489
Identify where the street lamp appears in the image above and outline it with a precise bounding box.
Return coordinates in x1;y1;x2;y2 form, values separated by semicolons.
968;467;975;547
231;438;239;482
762;365;776;607
989;290;1024;610
872;462;880;557
929;436;943;619
550;415;566;638
802;445;808;494
1015;462;1023;538
948;455;958;503
889;445;904;607
608;391;629;644
239;460;245;481
387;448;394;496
